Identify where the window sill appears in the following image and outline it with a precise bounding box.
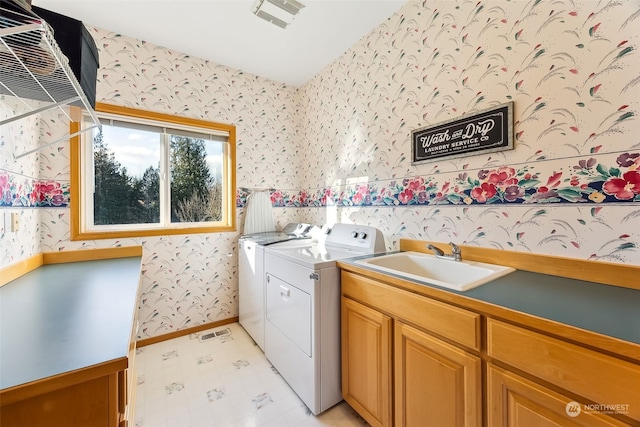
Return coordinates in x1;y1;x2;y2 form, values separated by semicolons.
70;224;237;241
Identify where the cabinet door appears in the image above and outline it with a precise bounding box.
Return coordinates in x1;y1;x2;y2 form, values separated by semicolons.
341;297;393;427
394;321;481;427
487;364;629;427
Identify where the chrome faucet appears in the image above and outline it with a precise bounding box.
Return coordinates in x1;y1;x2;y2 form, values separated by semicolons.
426;244;444;256
450;242;462;261
427;242;462;262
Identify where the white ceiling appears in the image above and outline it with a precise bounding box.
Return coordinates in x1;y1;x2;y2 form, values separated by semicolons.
31;0;407;87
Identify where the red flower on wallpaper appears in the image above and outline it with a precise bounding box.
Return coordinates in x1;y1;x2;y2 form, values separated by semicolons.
297;191;309;205
351;184;370;205
486;167;518;190
320;188;334;205
471;183;497;203
352;191;364;205
602;171;640;200
270;190;284;205
0;173;10;204
407;177;426;192
398;188;414;204
30;180;65;206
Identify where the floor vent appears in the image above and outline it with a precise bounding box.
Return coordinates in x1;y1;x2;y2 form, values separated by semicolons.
216;328;231;336
201;328;231;341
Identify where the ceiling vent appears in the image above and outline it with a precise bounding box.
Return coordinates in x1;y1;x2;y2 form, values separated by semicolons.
251;0;305;29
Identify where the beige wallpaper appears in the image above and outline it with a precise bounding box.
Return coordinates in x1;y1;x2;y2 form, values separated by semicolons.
2;0;639;340
299;0;640;264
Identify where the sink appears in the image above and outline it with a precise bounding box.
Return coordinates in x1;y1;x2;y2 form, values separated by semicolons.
355;251;515;291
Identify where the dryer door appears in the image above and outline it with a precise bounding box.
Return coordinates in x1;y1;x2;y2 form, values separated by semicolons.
265;273;312;357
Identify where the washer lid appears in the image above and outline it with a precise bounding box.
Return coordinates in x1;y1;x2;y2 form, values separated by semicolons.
240;224;313;245
239;231;296;245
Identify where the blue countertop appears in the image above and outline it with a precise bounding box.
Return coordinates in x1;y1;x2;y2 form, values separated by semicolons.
0;257;141;390
340;254;640;346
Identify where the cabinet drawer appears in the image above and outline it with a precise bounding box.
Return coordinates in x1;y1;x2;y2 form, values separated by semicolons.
342;272;480;351
487;319;640;421
487;364;629;427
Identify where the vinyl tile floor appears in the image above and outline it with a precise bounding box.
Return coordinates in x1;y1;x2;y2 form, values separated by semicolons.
134;322;370;427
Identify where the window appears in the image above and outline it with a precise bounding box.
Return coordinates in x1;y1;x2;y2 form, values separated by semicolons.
70;103;236;240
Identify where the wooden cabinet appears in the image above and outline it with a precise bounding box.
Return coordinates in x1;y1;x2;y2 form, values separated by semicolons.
487;364;628;427
395;321;481;427
340;269;640;427
486;319;639;426
0;253;142;427
341;297;393;427
341;272;482;427
0;368;132;427
0;344;137;427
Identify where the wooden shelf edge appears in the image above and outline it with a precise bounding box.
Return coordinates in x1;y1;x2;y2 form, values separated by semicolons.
0;254;44;287
42;246;143;264
0;357;128;406
400;239;639;291
1;247;142;287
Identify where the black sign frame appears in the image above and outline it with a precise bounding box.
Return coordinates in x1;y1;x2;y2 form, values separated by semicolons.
411;101;514;164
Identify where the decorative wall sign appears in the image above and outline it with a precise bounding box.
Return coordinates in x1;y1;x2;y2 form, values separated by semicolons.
412;102;514;164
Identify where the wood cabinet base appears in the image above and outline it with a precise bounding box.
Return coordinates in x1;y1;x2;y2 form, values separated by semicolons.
341;270;640;427
0;373;121;427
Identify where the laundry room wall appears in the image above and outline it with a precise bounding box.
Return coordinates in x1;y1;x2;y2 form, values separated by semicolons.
298;0;640;265
1;27;304;339
3;0;639;342
0;97;42;266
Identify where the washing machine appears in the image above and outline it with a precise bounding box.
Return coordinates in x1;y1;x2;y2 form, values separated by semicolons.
238;223;313;350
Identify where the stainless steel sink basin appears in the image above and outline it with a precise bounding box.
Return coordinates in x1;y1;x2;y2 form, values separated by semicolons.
355;251;515;291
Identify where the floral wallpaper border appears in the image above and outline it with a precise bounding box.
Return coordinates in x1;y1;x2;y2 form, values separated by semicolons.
243;152;640;208
3;151;639;209
0;173;69;207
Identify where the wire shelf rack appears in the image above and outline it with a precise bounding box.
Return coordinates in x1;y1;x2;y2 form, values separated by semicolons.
0;5;100;159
